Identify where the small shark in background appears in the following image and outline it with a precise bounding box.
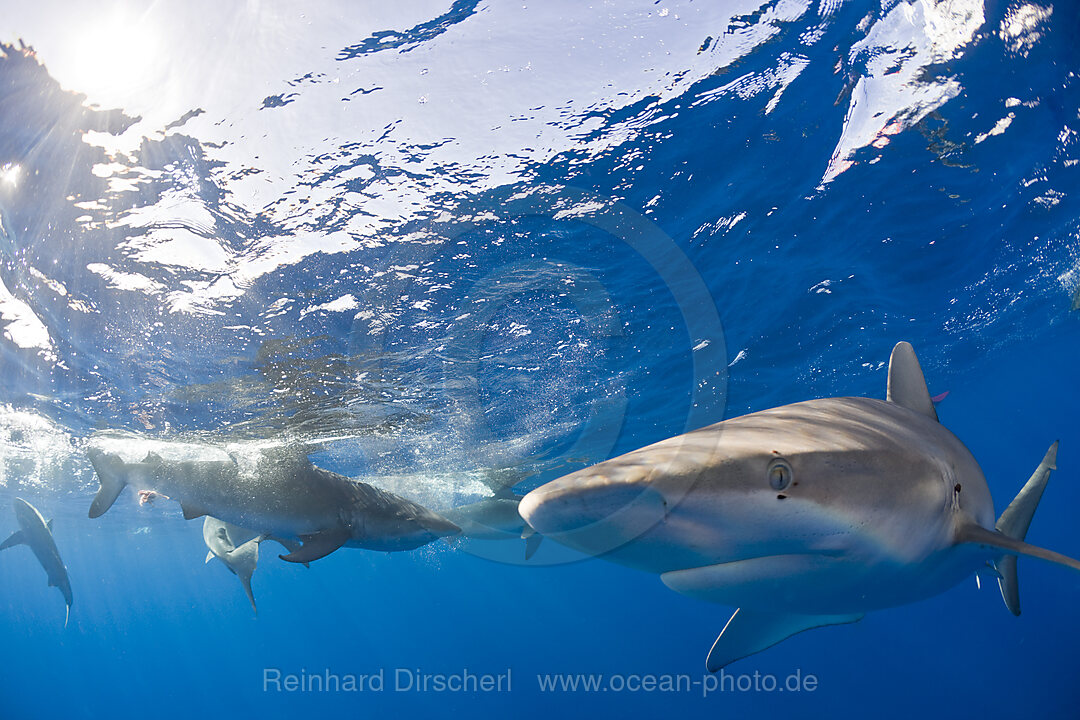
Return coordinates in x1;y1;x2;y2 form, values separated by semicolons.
1;497;73;626
86;436;460;563
521;342;1080;670
202;516;305;614
443;485;543;561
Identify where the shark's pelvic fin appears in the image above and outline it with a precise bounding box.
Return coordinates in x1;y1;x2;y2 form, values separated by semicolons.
279;527;350;564
524;531;542;561
0;529;26;550
87;450;128;518
706;609;864;672
886;341;938;421
993;441;1059;615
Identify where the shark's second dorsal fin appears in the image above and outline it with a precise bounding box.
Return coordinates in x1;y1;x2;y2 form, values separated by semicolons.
886;342;938;421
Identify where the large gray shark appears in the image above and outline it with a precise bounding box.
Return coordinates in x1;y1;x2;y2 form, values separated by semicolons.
1;497;73;626
86;433;460;563
520;342;1080;670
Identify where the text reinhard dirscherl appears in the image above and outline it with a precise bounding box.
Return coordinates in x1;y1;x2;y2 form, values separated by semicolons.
262;667;819;697
263;667;512;694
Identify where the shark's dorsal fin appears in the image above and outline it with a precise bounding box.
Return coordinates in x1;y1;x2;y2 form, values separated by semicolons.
480;467;527;495
886;341;938;421
492;485;517;501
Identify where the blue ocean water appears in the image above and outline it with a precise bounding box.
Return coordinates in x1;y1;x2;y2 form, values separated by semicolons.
0;1;1078;717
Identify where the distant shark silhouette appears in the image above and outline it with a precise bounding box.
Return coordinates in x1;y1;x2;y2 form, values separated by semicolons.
86;436;460;563
1;497;73;626
521;342;1080;669
443;486;542;561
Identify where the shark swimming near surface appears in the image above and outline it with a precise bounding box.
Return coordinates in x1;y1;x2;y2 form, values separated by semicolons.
520;342;1080;670
1;497;73;626
85;434;461;563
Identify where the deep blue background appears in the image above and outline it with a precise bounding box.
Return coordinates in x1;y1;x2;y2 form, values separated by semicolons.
2;1;1079;718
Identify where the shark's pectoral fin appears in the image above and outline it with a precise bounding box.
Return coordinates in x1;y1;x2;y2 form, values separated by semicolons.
524;533;543;561
886;341;938;421
270;535;301;554
181;502;210;521
0;529;26;551
279;527;350;564
269;536;310;568
706;609;864;672
205;550;214;564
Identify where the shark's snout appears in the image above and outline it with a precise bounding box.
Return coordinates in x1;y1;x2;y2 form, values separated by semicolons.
420;511;461;539
520;473;669;543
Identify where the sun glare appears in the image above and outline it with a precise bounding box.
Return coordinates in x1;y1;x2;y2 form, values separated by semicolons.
55;10;164;111
1;163;19;187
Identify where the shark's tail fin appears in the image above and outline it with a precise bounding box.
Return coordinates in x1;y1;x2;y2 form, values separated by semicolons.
956;443;1080;604
86;449;128;518
992;442;1059;615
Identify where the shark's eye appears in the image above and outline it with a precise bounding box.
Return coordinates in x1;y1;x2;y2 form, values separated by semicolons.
768;459;792;491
